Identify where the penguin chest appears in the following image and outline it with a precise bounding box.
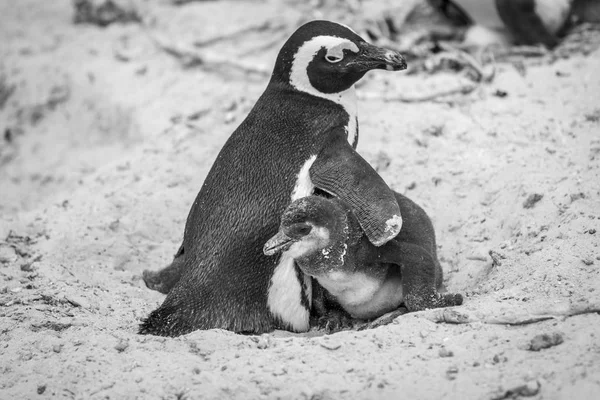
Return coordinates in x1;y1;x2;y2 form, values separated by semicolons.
316;268;404;320
266;155;319;332
266;101;358;331
290;155;317;200
535;0;572;34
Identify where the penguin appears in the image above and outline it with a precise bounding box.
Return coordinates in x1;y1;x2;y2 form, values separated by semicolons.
263;194;463;327
430;0;575;48
139;20;408;336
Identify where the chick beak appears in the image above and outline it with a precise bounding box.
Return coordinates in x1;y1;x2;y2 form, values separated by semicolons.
351;42;407;72
263;231;295;256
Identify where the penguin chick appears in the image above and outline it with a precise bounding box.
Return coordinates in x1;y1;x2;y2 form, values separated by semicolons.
264;195;463;322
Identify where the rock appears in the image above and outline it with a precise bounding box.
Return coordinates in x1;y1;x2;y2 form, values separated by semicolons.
438;347;454;357
492;353;508;364
114;340;129;353
372;151;391;173
528;332;564;351
446;366;459;380
523;193;543;209
65;295;90;309
0;245;18;264
425;124;444;137
73;0;141;27
492;380;541;399
256;337;269;350
570;192;586;202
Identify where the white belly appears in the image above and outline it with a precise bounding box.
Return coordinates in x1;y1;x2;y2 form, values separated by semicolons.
316;270;404;320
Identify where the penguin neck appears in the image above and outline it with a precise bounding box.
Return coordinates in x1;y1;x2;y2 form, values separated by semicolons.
306;85;358;149
273;79;359;149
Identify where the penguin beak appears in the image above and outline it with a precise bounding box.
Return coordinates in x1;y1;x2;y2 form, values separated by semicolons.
350;42;407;72
263;231;295;256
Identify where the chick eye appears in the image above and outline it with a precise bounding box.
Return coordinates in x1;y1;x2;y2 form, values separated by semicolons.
325;54;343;63
291;224;312;236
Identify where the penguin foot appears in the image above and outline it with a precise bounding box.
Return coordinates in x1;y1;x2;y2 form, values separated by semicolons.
441;292;464;307
356;307;408;331
314;310;355;333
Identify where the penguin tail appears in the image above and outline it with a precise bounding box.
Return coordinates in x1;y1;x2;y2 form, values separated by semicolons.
138;305;195;337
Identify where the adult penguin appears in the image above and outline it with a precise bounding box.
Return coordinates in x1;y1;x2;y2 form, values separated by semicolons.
140;20;407;337
430;0;575;48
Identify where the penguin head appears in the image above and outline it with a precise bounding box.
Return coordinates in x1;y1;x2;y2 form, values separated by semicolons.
264;196;349;270
271;20;407;96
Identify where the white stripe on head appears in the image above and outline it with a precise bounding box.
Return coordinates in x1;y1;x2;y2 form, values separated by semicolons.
289;36;358;147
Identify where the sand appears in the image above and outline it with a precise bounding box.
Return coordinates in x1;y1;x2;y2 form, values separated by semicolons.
1;1;599;399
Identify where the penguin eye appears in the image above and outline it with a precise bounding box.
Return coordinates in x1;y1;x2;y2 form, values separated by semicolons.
289;223;312;237
325;54;343;64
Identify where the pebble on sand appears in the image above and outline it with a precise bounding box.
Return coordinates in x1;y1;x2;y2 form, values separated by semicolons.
528;332;564;351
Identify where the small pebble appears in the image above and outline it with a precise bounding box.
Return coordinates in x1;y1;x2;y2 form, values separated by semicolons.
523;193;543;209
438;347;454;358
528;332;564;351
224;112;235;124
522;380;541;395
52;344;62;353
37;385;46;395
20;262;35;272
65;295;89;309
492;380;540;400
0;245;18;264
256;337;269;349
114;340;129;353
492;354;507;364
446;366;459;380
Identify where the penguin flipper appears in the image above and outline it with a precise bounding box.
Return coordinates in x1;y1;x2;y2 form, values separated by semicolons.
375;241;463;311
310;132;401;247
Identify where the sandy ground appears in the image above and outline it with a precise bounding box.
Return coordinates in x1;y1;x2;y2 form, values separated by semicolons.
1;1;600;399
